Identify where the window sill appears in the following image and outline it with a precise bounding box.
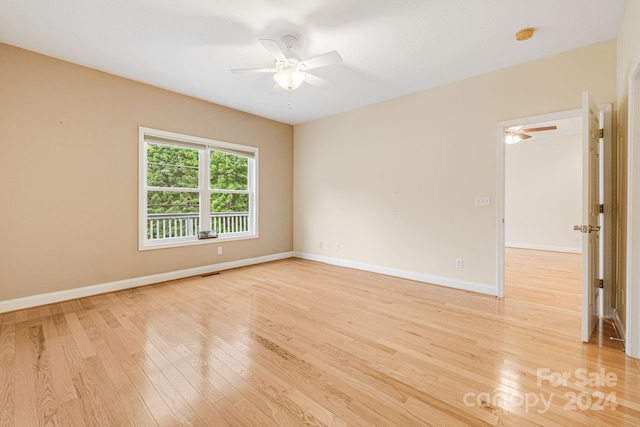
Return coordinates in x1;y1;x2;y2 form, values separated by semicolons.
139;232;258;251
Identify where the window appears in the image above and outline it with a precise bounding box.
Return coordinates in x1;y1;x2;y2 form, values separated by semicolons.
139;127;257;250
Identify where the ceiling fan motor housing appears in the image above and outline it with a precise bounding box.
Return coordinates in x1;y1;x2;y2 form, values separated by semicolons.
280;35;297;51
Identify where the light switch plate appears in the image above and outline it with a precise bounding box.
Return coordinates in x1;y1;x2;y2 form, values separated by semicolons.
474;196;491;207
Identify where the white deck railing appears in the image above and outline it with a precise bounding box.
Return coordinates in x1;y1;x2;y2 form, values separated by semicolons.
147;212;249;240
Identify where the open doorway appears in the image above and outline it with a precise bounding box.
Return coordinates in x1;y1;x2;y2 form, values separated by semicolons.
497;102;614;343
504;116;583;311
497;108;584;297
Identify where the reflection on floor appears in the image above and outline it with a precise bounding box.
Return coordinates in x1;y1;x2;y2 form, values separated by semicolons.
505;247;624;350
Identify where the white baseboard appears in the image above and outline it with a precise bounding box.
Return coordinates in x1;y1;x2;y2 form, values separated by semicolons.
506;242;582;254
0;251;295;314
294;252;497;296
612;308;626;342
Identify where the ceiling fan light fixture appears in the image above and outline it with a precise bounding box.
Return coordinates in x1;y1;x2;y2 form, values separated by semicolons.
274;69;305;91
505;132;522;145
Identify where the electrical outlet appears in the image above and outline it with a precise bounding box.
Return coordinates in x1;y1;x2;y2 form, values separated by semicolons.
335;243;341;252
319;241;324;249
455;258;463;269
217;247;223;255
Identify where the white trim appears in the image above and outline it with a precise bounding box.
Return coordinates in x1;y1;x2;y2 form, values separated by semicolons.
139;126;147;251
200;147;211;232
505;243;582;254
600;104;613;319
294;252;497;296
626;59;640;359
141;127;258;157
496;108;582;298
612;308;626;343
0;252;294;314
140;232;259;250
496;120;506;298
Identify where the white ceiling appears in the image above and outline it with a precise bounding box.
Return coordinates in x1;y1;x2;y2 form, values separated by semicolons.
0;0;627;125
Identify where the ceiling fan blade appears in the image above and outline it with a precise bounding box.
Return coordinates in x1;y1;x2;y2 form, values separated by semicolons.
258;39;288;63
298;51;342;70
522;126;557;132
303;72;331;89
519;133;533;140
231;67;277;74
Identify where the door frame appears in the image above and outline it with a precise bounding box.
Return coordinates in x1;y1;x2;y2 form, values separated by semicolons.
626;60;640;359
496;104;608;310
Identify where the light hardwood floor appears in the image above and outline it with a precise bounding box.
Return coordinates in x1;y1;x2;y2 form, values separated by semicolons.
1;250;639;426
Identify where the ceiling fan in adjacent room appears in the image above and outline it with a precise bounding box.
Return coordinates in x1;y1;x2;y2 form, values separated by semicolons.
231;35;342;92
505;125;557;144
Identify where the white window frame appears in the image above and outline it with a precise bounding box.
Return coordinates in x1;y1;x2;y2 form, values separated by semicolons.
139;127;258;250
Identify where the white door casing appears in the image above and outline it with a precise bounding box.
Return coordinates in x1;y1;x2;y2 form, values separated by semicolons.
626;60;640;359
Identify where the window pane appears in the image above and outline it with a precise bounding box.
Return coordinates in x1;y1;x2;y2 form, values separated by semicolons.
210;193;248;213
210;151;248;190
147;143;199;188
146;191;200;240
210;193;250;234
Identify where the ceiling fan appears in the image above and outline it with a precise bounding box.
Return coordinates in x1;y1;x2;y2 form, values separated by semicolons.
231;35;342;92
505;125;557;144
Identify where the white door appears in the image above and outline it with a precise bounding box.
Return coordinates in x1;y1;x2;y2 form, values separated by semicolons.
579;91;601;342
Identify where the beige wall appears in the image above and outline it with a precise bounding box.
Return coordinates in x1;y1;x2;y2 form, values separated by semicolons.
0;43;293;301
617;1;640;101
294;40;616;291
616;1;640;333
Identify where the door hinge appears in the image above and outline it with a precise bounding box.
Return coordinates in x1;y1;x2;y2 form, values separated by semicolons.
599;128;604;138
598;204;604;214
598;279;604;288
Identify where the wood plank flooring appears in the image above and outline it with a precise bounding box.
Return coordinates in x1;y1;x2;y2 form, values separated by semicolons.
505;247;582;311
1;250;639;426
